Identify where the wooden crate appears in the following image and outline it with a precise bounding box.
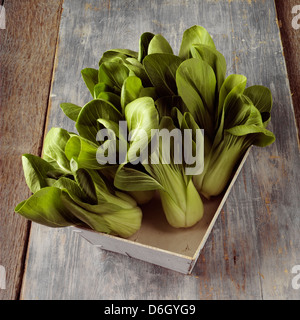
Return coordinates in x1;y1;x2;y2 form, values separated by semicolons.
73;149;251;274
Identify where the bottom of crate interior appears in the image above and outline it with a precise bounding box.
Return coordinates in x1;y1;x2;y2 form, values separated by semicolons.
125;191;224;258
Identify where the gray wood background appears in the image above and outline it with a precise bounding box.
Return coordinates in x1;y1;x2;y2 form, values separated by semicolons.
19;0;300;299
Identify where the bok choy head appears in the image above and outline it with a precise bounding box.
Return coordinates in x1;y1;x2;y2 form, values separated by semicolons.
114;102;205;228
15;128;142;238
193;76;275;198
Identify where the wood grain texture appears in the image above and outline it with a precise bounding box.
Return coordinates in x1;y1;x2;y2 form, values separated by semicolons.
0;0;63;300
275;0;300;140
20;0;300;300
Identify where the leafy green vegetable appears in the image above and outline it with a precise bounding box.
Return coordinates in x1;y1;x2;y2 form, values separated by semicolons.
98;62;129;93
81;68;99;97
42;127;72;173
125;97;159;163
120;76;143;112
244;85;273;127
138;32;155;62
190;44;226;92
179;25;216;59
15;129;143;238
148;34;173;55
60;103;82;122
176;58;216;140
15;187;81;228
22;154;56;193
15;25;276;238
114;114;204;228
75;99;122;144
143;53;183;96
193;83;275;198
65;135;100;169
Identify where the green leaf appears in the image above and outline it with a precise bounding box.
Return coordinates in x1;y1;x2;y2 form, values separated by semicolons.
98;61;129;92
42;128;71;173
65;135;101;169
76;99;122;144
148;34;173;54
218;74;247;119
63;197;142;238
143;53;183;96
224;102;275;147
125;97;159;163
114;165;163;191
109;48;138;58
138;32;155;62
97;119;121;139
45;168;69;180
110;48;138;58
94;82;114;97
59;193;112;233
21;154;55;193
81;68;99;97
60;103;82;122
213;74;248;146
226;124;275;147
15;187;78;227
73;167;98;205
99;51;128;65
176;58;216;138
155;96;187;118
47;171;143;238
52;176;90;203
123;58;152;87
97;91;121;112
179;25;216;59
98;48;151;86
223;93;256;130
125;97;159;134
191;44;226;91
121;76;143;111
139;87;157;100
99;49;138;65
244;85;273;126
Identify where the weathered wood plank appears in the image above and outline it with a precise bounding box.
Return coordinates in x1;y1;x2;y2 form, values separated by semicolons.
20;0;300;300
0;0;63;300
275;0;300;140
227;0;300;299
195;0;300;299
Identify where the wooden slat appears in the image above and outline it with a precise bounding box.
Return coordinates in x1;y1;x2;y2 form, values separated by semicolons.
0;0;63;300
275;0;300;140
20;0;300;299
